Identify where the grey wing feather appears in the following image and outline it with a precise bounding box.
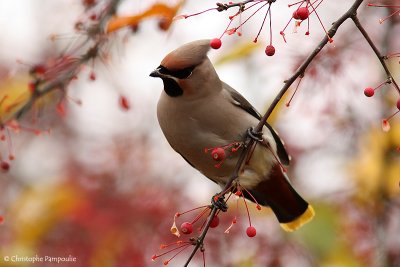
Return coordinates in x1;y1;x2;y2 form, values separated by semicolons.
222;82;290;165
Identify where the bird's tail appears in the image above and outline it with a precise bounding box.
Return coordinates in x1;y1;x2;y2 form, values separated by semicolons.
243;164;314;232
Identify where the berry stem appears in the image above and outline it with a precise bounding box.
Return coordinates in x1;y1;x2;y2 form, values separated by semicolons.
242;194;252;227
160;240;190;249
385;110;400;122
154;243;192;259
219;17;235;39
235;2;269;33
254;4;270;43
268;4;272;45
240;186;262;210
308;0;324;16
176;205;209;217
308;0;332;42
190;207;210;225
163;244;192;265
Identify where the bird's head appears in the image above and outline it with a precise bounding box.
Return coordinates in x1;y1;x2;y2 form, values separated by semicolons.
150;39;221;98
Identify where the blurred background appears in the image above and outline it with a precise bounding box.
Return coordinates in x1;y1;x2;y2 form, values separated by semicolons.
0;0;399;266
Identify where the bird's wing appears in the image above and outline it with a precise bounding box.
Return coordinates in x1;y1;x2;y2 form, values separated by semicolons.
177;151;195;168
222;81;290;165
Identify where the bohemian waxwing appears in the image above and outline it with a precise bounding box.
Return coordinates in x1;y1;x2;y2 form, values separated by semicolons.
150;39;314;231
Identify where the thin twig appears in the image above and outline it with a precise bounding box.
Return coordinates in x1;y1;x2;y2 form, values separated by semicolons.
216;0;258;11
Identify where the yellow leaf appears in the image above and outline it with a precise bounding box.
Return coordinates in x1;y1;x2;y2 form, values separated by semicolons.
386;162;400;196
0;75;31;123
10;184;81;247
215;41;261;66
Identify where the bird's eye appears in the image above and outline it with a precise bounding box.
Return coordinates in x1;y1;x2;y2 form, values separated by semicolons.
158;65;169;75
158;65;195;79
172;66;194;79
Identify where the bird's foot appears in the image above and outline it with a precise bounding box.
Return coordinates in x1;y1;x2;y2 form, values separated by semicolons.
247;127;263;142
211;194;228;212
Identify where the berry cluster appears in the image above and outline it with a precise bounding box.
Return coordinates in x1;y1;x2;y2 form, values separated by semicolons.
177;0;331;55
152;182;262;266
152;205;218;265
280;0;332;43
223;187;261;238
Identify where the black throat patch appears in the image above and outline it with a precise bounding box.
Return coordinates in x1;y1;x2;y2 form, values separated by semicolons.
162;78;183;97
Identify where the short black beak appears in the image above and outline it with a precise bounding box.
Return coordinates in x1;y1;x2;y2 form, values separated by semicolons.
150;68;162;78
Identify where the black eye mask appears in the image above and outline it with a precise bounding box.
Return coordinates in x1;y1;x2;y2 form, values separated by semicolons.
158;65;195;79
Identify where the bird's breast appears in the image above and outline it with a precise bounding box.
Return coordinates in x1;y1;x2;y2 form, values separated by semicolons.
157;91;276;188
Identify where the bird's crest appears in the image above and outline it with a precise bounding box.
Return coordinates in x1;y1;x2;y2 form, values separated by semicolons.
161;39;211;71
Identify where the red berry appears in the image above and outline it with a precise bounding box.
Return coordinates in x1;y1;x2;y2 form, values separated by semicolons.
293;7;309;21
131;24;139;33
180;222;193;234
82;0;96;7
56;101;66;117
364;87;375;97
89;71;96;81
246;226;256;237
0;216;3;224
397;99;400;110
235;190;242;196
211;148;225;161
28;82;36;93
30;64;46;75
209;215;219;228
119;95;130;111
265;45;275;56
1;162;10;172
210;38;222;49
292;10;300;20
158;18;170;31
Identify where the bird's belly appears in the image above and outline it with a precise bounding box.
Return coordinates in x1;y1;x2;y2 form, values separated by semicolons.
157;95;275;188
160;115;242;179
161;121;274;188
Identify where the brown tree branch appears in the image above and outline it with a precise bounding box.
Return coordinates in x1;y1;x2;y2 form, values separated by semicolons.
184;0;369;266
351;15;400;94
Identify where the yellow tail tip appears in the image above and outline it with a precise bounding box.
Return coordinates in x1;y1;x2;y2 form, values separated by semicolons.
280;205;315;232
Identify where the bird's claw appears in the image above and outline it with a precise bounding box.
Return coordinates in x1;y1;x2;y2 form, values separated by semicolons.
211;194;228;212
247;127;263;142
